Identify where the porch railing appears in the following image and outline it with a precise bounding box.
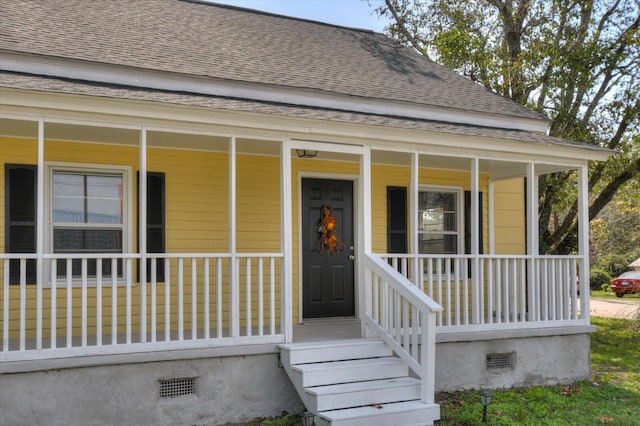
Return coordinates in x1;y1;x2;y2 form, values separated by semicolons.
380;254;582;330
1;253;284;359
362;253;443;404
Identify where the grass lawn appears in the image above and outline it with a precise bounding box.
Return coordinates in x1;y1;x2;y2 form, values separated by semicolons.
591;290;640;301
436;315;640;425
240;314;640;425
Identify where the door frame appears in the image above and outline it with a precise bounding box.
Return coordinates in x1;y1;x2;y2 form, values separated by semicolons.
297;171;360;323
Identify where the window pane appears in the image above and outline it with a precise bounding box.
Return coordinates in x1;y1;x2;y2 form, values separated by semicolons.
54;229;122;253
87;175;123;224
53;172;123;224
53;173;85;223
419;191;457;232
418;234;458;254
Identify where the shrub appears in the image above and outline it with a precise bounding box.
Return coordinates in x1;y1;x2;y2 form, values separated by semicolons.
601;283;611;293
590;268;611;290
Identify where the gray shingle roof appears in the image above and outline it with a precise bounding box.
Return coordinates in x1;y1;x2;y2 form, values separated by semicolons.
1;0;545;122
1;71;607;154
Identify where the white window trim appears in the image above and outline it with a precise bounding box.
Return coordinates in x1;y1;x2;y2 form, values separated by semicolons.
44;161;133;287
417;185;464;255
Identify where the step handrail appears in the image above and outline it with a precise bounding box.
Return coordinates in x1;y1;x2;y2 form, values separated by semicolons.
362;253;442;404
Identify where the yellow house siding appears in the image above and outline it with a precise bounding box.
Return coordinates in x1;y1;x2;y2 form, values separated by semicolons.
236;154;281;253
148;148;230;252
493;178;526;254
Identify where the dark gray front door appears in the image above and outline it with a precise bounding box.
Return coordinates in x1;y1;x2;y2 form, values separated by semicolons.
301;178;355;318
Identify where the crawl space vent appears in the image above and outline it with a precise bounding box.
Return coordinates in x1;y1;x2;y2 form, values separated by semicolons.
486;352;514;370
159;377;196;398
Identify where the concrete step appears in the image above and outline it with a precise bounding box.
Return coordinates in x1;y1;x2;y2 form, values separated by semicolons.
291;356;408;387
305;376;421;411
280;338;392;365
315;400;441;426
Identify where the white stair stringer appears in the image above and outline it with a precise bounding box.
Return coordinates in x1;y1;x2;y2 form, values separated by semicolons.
279;338;440;426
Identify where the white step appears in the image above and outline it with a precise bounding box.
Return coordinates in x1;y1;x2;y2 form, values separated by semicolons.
291;357;407;387
306;376;421;411
315;400;441;426
281;338;392;365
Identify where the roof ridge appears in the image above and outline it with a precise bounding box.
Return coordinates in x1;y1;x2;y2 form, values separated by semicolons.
180;0;379;34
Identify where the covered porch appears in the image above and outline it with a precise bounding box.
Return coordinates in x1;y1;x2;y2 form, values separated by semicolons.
1;111;591;381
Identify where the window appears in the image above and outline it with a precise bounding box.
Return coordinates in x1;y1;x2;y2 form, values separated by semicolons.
6;162;164;284
418;188;462;255
48;164;131;278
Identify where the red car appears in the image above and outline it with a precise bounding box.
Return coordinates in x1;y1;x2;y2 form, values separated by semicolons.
610;271;640;297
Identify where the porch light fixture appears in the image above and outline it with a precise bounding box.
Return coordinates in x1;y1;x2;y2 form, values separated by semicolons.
296;149;318;158
301;411;315;426
479;390;493;423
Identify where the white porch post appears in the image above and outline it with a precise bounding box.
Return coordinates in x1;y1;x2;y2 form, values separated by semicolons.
470;157;481;324
280;139;293;341
488;180;495;255
229;135;239;337
36;118;44;349
526;162;539;321
360;145;372;337
139;126;147;342
577;164;590;322
410;151;419;286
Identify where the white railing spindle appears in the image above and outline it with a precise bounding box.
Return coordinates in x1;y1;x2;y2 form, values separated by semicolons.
191;257;197;340
178;258;184;341
151;258;157;343
3;259;10;352
66;258;72;348
204;258;210;340
96;260;102;346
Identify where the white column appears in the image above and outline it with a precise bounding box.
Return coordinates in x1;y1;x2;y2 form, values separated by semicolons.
526;162;538;321
577;164;590;322
410;151;420;285
360;146;372;337
139;126;147;342
229;136;239;337
470;158;481;324
280;139;293;341
488;180;495;255
36;118;44;349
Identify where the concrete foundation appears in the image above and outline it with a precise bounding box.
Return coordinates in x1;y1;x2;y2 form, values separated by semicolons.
0;353;304;426
0;327;593;425
435;333;592;391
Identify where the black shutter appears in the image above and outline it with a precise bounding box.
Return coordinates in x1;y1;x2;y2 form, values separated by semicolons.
137;172;165;282
464;191;484;254
5;164;37;284
387;186;407;253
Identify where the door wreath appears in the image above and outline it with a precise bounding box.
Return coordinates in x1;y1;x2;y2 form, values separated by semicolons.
317;204;344;255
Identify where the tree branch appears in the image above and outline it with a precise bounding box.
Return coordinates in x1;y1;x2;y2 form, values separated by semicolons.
383;0;430;58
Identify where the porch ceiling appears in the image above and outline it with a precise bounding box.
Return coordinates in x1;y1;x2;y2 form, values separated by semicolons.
0;117;282;155
370;150;569;178
1;117;575;178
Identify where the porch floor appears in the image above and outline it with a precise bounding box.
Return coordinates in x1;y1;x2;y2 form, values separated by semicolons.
293;319;361;342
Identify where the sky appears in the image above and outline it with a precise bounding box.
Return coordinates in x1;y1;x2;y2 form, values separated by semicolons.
212;0;390;32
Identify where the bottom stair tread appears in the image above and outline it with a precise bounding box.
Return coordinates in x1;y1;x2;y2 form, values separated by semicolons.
317;400;440;423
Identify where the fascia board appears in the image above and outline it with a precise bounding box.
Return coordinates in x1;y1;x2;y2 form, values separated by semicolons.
1;50;550;133
1;86;612;163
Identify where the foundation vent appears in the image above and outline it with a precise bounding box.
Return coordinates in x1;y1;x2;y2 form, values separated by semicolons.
159;377;197;398
486;352;514;370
